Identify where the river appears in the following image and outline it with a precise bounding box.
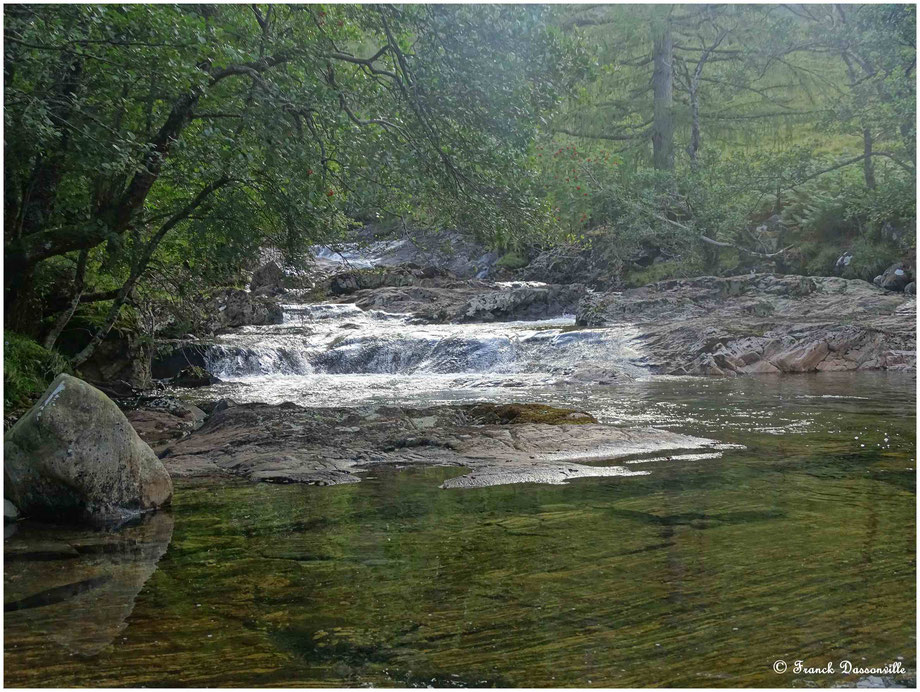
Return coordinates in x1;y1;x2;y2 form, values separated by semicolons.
4;291;916;687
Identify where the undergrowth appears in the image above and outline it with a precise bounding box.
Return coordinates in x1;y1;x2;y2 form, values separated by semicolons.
4;331;70;413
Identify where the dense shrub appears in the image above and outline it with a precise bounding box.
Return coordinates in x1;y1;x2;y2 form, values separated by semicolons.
783;169;914;280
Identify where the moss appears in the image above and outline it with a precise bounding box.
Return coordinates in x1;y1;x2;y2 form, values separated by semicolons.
624;260;700;288
467;403;597;426
496;252;530;270
4;331;71;413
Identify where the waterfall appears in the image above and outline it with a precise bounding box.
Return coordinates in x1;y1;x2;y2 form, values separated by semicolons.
204;303;647;381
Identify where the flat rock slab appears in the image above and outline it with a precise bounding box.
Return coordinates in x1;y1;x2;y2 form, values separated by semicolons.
347;282;586;323
155;402;726;489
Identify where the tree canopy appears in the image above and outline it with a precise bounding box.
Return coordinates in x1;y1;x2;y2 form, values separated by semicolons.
4;3;576;333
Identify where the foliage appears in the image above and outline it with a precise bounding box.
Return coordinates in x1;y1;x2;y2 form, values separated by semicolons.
625;260;707;288
2;3;916;362
4;3;578;341
532;4;915;274
782;165;914;280
3;331;70;411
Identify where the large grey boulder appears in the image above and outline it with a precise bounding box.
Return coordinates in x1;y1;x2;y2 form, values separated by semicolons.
4;374;172;523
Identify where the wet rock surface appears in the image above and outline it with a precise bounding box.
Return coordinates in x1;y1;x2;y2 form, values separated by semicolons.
125;397;207;454
170;365;217;387
577;274;916;376
152;401;724;488
328;265;455;296
5;375;173;523
314;226;500;280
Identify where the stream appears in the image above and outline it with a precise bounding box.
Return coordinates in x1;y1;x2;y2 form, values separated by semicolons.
4;285;916;687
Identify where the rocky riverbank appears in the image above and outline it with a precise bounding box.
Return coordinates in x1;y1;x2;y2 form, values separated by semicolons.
576;274;916;376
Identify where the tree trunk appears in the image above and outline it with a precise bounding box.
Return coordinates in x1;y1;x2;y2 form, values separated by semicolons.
43;249;89;350
651;24;674;171
5;264;39;336
70;267;139;369
70;177;228;368
688;78;701;169
862;128;876;189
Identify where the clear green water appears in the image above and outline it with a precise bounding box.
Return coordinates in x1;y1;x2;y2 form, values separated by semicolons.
4;373;916;687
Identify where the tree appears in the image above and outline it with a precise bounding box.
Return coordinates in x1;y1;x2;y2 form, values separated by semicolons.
4;4;575;355
539;4;914;266
651;20;674;170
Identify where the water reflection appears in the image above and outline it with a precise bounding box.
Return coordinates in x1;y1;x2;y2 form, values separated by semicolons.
4;511;174;656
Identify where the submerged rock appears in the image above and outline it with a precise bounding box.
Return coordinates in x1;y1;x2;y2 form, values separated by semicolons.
466;403;597;425
577;274;915;376
4;374;173;523
158;401;727;489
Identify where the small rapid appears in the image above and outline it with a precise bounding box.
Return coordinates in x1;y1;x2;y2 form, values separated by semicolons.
204;302;647;383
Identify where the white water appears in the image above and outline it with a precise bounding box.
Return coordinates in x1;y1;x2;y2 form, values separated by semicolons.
207;304;645;377
195;301;649;407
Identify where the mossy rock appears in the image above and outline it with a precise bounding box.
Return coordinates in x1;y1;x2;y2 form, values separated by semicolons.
171;366;214;388
467;403;597;426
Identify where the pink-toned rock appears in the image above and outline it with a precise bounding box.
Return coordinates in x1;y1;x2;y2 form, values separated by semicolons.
578;274;914;376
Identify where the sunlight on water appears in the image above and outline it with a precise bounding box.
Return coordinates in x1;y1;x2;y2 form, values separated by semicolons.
5;303;916;687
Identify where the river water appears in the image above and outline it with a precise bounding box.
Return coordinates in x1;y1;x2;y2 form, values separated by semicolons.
4;297;916;687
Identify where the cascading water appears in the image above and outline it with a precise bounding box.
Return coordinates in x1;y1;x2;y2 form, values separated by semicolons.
197;301;649;407
207;304;647;378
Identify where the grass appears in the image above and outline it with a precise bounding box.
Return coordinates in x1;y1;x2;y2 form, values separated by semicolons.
496;252;530;270
4;331;70;414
